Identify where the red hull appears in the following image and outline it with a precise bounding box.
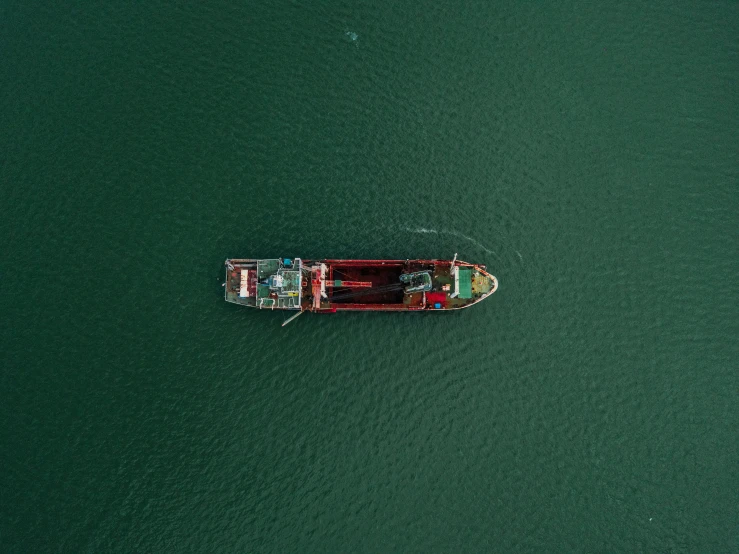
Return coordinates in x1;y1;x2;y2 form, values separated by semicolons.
225;258;498;312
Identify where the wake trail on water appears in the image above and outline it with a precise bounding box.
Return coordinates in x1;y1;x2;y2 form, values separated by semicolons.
395;226;497;256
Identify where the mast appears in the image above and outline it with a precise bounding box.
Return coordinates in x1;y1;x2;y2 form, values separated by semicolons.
449;253;459;298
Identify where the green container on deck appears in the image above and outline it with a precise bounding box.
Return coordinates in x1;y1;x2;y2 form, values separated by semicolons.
458;269;473;299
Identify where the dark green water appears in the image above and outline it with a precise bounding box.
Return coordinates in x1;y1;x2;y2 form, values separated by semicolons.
2;1;737;552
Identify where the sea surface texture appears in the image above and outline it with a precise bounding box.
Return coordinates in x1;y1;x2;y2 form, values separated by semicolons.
1;1;737;552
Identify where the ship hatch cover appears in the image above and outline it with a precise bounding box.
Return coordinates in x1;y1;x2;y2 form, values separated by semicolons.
458;269;473;299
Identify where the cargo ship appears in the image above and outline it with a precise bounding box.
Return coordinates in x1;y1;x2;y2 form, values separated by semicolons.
224;256;497;321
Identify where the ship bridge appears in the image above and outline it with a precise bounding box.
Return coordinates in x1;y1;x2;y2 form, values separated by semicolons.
260;259;302;309
225;258;303;309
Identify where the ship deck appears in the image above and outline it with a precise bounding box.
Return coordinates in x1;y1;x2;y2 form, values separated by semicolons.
225;257;497;312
